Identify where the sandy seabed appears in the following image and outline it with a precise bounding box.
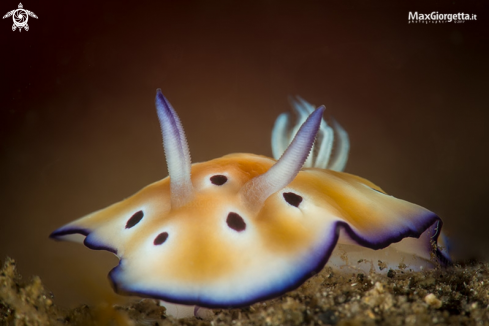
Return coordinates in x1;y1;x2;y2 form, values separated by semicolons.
1;257;488;326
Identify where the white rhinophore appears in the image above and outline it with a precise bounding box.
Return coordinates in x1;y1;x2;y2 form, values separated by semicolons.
155;89;193;208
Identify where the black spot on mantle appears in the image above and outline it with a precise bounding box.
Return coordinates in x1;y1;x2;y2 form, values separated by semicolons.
226;212;246;232
154;232;169;245
283;192;302;207
125;211;144;229
210;175;228;185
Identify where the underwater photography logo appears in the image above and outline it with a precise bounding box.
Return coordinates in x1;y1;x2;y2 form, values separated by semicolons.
409;11;477;24
2;3;38;32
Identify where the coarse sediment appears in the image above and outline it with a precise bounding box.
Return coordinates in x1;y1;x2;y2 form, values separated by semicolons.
1;257;488;325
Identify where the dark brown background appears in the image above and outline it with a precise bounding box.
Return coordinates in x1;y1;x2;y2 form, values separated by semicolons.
1;0;488;307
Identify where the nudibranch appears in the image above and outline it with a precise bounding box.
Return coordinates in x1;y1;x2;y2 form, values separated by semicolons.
51;90;450;310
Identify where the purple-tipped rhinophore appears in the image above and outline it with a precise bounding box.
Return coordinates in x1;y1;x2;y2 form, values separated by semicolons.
155;90;193;208
241;106;325;208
